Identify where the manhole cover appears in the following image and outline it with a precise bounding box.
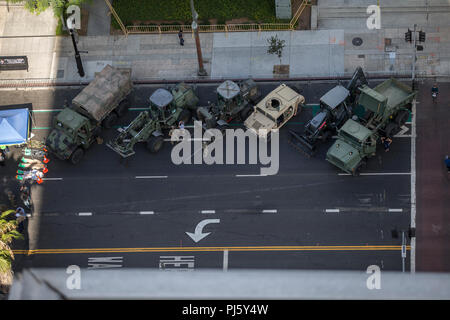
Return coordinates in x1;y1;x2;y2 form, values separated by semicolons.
352;37;363;46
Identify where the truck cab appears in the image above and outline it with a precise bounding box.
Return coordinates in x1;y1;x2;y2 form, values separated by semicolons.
46;108;97;161
326;119;376;175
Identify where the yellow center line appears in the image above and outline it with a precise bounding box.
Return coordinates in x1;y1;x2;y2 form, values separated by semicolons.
13;245;411;255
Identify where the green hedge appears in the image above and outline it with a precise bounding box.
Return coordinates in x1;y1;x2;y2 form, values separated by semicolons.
112;0;287;29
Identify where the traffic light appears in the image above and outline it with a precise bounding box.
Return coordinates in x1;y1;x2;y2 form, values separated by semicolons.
405;29;412;42
419;30;426;42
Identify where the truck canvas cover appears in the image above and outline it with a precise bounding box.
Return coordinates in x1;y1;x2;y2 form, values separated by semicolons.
72;65;132;122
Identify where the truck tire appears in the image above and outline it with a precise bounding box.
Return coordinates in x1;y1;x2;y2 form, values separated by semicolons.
147;135;164;153
395;110;409;126
384;122;398;138
69;148;84;165
116;99;130;117
177;109;191;124
102;113;118;129
240;106;253;121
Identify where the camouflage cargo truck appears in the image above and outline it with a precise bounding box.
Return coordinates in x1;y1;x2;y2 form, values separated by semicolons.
106;83;199;158
244;84;305;139
326;78;417;175
46;65;133;164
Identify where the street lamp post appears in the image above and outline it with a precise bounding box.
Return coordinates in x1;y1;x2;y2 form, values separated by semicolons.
190;0;207;76
68;27;85;78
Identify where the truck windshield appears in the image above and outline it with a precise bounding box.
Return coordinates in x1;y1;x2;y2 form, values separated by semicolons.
339;130;362;147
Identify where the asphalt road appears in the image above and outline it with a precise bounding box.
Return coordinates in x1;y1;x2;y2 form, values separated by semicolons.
1;79;413;273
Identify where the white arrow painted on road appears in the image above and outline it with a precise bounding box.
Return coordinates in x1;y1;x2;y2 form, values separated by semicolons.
395;125;410;137
186;219;220;243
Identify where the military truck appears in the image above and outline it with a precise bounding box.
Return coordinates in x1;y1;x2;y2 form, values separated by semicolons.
106;83;199;158
46;65;132;164
326;78;417;175
196;79;260;130
288;67;368;157
244;84;305;139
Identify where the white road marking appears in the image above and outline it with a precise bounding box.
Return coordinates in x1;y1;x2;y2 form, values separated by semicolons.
223;250;229;272
135;176;168;179
388;209;403;212
139;211;154;215
201;210;216;214
325;209;340;213
78;212;92;216
262;209;277;213
410;99;417;273
338;172;411;176
397;125;410;136
42;177;63;181
236;174;268;177
159;256;195;271
88;257;123;269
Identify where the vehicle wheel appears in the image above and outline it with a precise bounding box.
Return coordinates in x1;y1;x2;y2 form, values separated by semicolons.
147;135;164;153
102;113;118;129
116;99;130;117
177;109;191;124
384;122;398;138
240;106;253;121
395;110;409;126
69;148;84;165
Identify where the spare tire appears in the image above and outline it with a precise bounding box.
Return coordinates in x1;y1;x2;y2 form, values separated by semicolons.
69;148;84;165
240;106;253;121
147;135;164;153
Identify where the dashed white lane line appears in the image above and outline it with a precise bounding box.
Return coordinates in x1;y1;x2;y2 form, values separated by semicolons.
262;209;277;213
388;208;403;213
223;250;229;272
135;176;168;179
325;209;340;213
42;178;63;181
78;212;92;216
139;211;155;215
235;174;268;177
338;172;411;176
201;210;216;214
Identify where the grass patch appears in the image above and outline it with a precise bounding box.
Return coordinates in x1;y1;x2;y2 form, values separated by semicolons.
112;0;289;29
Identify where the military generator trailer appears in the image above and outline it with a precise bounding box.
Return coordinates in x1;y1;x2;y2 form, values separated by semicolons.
46;65;132;165
106;83;199;158
326;78;417;175
196;79;260;131
288;66;368;157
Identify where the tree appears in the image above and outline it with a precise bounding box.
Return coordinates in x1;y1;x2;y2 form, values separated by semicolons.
7;0;89;17
0;210;23;295
267;35;286;65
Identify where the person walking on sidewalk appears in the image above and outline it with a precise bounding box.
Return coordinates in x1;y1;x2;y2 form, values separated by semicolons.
0;148;5;167
178;29;184;46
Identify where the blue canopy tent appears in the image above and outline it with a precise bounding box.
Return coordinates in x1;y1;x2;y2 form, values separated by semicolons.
0;107;31;146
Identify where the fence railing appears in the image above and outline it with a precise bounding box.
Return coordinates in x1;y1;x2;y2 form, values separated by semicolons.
110;0;311;36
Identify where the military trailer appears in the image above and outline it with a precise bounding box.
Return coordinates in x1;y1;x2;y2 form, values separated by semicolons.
46;65;132;164
106;83;199;158
244;84;305;138
196;79;260;130
326;78;417;175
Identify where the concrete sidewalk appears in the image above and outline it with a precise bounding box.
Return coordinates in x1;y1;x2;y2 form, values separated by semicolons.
0;5;449;84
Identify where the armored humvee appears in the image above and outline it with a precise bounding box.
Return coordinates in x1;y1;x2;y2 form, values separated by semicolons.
46;65;133;164
196;79;260;130
106;83;199;158
244;84;305;138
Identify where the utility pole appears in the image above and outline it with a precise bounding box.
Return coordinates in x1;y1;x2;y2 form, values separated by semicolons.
411;24;417;89
64;2;85;77
190;0;207;76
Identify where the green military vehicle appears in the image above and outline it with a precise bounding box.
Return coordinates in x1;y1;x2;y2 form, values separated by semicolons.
326;78;417;175
46;65;133;164
106;83;199;158
196;79;260;130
